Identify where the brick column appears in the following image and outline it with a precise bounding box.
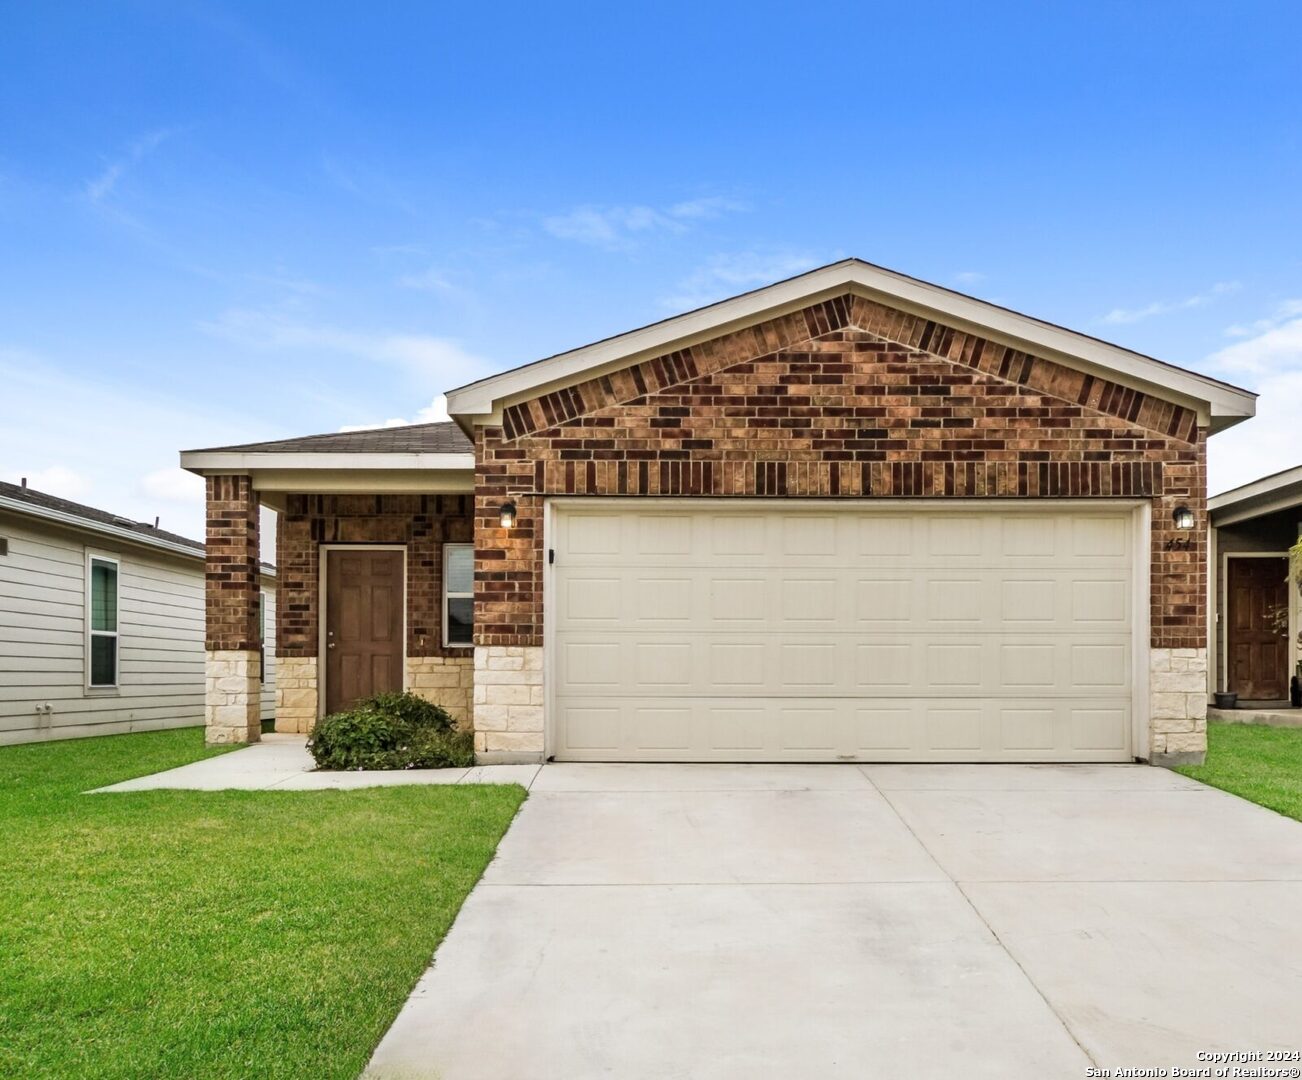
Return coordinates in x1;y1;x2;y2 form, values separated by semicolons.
204;475;261;745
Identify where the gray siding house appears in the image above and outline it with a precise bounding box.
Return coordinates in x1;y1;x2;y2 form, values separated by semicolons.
0;480;276;745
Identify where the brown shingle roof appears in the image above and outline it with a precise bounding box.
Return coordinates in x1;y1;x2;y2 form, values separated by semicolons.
0;480;276;571
187;421;473;455
0;479;204;553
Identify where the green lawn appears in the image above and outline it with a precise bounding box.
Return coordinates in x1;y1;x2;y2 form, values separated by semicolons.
1176;721;1302;823
0;728;525;1079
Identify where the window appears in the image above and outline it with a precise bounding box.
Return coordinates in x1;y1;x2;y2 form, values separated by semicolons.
443;544;473;647
87;555;119;687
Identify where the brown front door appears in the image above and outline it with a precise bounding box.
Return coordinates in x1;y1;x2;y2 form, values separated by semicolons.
1226;556;1290;700
325;549;404;714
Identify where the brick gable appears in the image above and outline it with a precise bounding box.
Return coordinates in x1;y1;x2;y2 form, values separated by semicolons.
475;296;1206;652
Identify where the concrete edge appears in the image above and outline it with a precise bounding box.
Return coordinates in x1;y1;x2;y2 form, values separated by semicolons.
1149;751;1206;768
476;751;546;765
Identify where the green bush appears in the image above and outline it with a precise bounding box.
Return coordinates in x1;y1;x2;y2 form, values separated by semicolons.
307;691;473;771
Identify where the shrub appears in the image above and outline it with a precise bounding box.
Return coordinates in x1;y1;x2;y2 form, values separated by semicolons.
364;691;455;735
307;691;473;771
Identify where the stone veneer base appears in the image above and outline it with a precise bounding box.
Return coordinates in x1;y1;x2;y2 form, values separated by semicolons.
274;655;319;734
272;654;475;734
205;649;262;746
406;655;475;728
472;645;544;760
1148;647;1208;766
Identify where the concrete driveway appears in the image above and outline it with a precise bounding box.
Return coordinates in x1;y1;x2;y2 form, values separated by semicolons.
366;764;1302;1079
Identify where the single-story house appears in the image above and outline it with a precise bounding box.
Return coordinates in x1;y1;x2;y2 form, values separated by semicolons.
181;259;1258;766
0;479;277;744
1209;465;1301;706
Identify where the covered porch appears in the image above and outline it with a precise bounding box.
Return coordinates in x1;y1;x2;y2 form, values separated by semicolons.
182;423;496;750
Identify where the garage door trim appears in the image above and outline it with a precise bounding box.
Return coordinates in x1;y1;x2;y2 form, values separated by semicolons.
542;498;1152;762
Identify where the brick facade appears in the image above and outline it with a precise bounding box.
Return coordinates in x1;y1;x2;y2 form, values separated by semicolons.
276;493;473;659
205;474;261;651
475;294;1207;654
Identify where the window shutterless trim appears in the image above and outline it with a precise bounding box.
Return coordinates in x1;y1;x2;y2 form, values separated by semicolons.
85;551;120;689
443;542;474;649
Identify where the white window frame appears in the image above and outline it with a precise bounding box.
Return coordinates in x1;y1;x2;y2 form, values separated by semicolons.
443;543;474;649
85;552;120;690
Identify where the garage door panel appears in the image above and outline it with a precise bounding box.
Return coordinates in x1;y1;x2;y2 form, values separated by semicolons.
554;695;1131;761
553;505;1136;762
557;631;1133;700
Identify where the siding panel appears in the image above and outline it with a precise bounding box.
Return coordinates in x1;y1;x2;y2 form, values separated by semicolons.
0;515;276;743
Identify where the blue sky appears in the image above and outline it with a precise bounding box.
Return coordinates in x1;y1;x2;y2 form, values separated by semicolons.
2;1;1300;542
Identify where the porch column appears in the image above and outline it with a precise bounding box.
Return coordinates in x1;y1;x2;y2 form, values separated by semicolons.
204;474;262;745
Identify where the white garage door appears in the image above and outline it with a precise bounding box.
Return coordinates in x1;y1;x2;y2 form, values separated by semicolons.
551;503;1137;763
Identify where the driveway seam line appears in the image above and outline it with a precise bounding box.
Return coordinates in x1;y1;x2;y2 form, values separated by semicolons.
864;772;1101;1070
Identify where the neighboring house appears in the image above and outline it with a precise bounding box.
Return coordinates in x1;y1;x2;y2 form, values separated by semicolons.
1209;465;1302;706
0;480;277;745
180;259;1258;765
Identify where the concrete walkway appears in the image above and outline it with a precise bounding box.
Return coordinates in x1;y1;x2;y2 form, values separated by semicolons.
92;734;540;792
366;762;1302;1080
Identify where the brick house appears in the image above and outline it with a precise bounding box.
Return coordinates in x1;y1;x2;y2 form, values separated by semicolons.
181;260;1256;766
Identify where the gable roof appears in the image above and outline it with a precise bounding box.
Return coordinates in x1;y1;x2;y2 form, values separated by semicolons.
0;480;273;573
186;421;472;456
1209;464;1302;527
445;258;1256;434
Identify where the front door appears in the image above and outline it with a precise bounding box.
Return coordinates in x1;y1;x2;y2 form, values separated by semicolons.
325;549;404;714
1227;556;1289;700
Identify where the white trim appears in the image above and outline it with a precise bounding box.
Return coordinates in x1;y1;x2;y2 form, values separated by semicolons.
543;499;556;761
447;259;1256;431
543;497;1149;762
180;451;473;473
232;469;473;496
442;543;474;649
317;544;408;718
1210;463;1302;522
1207;521;1217;702
1133;502;1152;761
1218;551;1296;698
85;551;121;691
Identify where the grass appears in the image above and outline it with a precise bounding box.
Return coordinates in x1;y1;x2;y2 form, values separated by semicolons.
0;727;525;1079
1176;721;1302;823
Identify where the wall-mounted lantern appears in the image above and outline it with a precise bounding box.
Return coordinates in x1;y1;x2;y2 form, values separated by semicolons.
499;500;517;529
1172;505;1195;530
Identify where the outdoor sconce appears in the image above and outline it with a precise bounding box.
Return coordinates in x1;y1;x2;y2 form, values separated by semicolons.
499;500;517;529
1172;505;1195;530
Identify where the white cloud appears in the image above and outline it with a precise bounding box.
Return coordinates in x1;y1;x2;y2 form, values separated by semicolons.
953;271;986;285
1202;310;1302;493
661;251;821;311
1224;298;1302;339
200;308;494;384
339;395;452;431
0;465;90;501
0;348;256;542
397;267;458;294
84;128;177;204
542;197;746;250
1207;317;1302;377
140;467;205;504
1101;281;1241;325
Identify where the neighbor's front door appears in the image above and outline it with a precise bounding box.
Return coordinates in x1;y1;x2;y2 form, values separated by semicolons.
1226;556;1289;701
325;549;404;715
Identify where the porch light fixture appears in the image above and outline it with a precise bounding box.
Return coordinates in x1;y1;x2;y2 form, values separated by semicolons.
499;500;517;529
1172;505;1195;530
